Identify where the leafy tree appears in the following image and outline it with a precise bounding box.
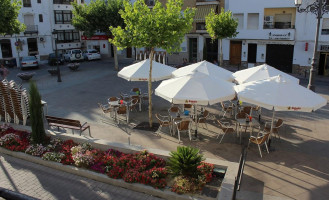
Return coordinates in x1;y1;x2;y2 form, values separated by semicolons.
29;81;46;144
110;0;195;127
72;0;124;70
0;0;25;35
205;8;238;66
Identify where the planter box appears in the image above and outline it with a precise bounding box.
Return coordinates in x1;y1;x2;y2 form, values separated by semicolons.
3;124;239;200
17;72;35;81
67;63;80;71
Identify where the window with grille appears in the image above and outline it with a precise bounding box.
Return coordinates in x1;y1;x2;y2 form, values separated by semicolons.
23;0;31;7
39;14;43;22
57;30;80;43
322;18;329;35
54;10;72;24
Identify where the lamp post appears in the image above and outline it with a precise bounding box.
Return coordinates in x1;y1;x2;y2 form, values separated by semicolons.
295;0;329;91
52;29;62;82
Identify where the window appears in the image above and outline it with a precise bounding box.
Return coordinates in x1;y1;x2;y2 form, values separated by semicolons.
233;14;244;30
274;14;292;29
37;0;41;3
57;30;80;43
54;10;72;24
322;18;329;35
196;23;206;30
247;13;259;30
23;0;31;7
53;0;74;4
39;14;43;22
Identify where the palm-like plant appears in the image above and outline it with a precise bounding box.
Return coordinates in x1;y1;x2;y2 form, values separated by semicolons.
168;146;205;178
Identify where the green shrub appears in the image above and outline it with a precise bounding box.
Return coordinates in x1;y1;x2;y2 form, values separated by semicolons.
168;146;204;178
29;81;46;144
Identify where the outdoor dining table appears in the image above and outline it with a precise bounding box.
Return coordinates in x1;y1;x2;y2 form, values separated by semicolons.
108;100;129;121
236;118;260;144
171;113;191;136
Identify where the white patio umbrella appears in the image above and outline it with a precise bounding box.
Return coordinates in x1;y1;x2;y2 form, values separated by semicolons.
172;60;234;81
155;72;236;138
233;64;300;85
234;75;327;141
118;59;175;81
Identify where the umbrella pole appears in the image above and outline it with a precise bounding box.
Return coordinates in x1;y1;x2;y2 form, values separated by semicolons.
268;109;276;149
194;104;198;139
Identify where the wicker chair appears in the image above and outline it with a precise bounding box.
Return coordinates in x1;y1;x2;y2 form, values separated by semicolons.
221;102;233;118
217;120;236;143
264;119;283;140
248;131;270;158
116;105;129;124
174;118;192;142
155;113;172;135
197;110;210;132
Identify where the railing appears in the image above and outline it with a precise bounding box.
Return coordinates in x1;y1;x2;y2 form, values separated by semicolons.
136;51;167;64
53;0;74;4
232;147;247;199
24;25;38;34
196;0;220;2
263;22;295;29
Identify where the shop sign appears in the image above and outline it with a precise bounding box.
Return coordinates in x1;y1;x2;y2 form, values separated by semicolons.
269;32;291;40
81;35;109;40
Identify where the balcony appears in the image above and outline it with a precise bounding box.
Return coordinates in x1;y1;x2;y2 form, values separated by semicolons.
53;0;74;4
196;0;220;6
263;22;295;29
24;25;38;34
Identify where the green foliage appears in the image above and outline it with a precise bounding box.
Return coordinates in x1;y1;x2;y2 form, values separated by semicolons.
168;146;205;178
29;81;46;144
0;0;25;35
205;8;238;40
72;0;125;37
109;0;195;53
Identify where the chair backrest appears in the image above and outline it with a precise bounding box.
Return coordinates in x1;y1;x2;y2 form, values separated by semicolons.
203;110;209;118
236;111;248;119
242;106;252;115
131;95;140;102
177;120;191;131
155;113;163;124
169;106;179;113
276;119;283;128
132;88;140;92
258;132;270;144
109;97;118;102
117;105;127;114
221;102;225;108
184;104;192;109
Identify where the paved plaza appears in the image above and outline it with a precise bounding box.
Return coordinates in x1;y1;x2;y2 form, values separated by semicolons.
1;58;329;200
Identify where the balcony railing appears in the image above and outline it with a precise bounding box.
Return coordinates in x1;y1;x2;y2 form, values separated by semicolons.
53;0;74;4
24;25;38;34
263;22;294;29
196;0;219;2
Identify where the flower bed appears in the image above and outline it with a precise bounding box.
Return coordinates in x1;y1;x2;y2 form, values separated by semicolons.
0;125;216;195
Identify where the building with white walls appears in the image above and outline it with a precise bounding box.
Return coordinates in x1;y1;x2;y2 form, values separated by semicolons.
0;0;85;65
223;0;329;75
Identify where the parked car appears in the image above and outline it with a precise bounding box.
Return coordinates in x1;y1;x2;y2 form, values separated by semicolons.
0;58;17;68
48;53;64;66
21;56;39;69
63;49;84;62
83;49;101;61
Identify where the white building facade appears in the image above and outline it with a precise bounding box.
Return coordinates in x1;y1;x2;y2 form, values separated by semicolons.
223;0;329;75
0;0;85;65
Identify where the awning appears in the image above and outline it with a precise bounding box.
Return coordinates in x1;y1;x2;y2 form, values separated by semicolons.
194;5;218;23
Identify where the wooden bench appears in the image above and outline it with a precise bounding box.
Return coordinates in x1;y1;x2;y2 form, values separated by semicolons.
45;115;91;137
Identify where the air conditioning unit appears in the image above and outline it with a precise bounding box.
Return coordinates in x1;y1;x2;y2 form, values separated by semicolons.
39;37;46;42
264;16;274;23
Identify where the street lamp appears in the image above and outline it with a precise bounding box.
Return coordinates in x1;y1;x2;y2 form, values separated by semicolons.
295;0;329;91
52;29;62;82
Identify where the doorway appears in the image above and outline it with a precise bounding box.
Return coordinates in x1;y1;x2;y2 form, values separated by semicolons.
319;53;329;76
0;39;13;58
205;38;218;63
189;38;198;63
27;38;38;56
248;43;257;63
266;44;294;73
126;47;132;58
230;41;242;65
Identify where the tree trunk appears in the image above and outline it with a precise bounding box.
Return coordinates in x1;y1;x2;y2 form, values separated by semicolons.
219;39;223;66
113;45;119;71
148;48;154;128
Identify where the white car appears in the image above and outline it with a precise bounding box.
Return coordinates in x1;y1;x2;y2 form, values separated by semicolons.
64;49;84;62
83;49;101;61
21;56;39;69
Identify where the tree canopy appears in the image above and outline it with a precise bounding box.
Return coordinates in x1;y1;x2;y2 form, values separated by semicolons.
109;0;195;53
72;0;124;37
0;0;25;35
205;8;238;65
205;8;238;40
110;0;195;127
